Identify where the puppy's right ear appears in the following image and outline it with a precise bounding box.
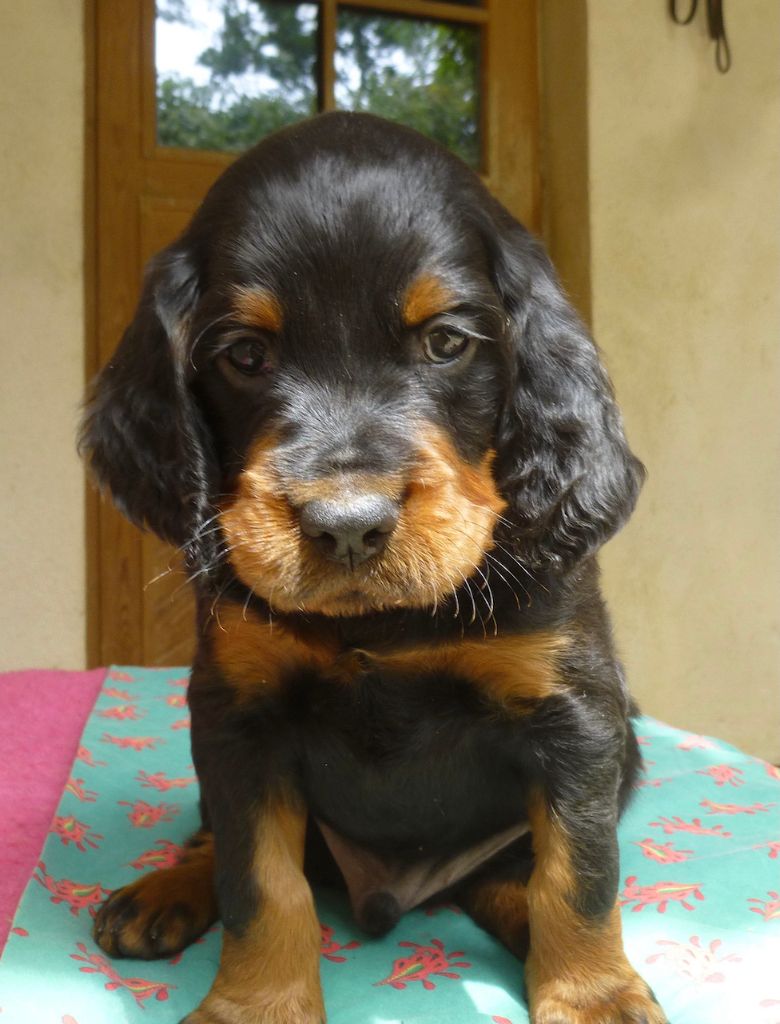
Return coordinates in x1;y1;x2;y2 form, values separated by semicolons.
79;243;214;554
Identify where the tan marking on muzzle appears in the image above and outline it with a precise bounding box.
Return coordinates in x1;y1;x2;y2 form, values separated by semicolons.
219;423;506;617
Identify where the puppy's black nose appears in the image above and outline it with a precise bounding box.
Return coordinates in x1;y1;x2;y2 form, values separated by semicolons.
299;495;399;568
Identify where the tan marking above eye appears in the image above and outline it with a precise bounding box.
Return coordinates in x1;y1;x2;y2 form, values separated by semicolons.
402;273;457;328
232;285;284;333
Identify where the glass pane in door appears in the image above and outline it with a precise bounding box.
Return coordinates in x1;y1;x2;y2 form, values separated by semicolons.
156;0;318;153
335;8;481;168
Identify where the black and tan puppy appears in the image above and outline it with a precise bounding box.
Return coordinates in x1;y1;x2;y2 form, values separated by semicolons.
81;112;665;1024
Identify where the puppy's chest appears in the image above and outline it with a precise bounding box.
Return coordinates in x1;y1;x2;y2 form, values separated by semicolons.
211;611;565;844
291;659;532;855
281;660;534;929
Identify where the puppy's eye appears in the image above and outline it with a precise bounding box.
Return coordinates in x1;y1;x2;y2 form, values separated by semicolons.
422;328;471;364
225;338;271;375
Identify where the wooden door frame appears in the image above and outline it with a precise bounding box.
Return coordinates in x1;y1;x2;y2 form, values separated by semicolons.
84;0;98;667
539;0;591;326
83;0;589;667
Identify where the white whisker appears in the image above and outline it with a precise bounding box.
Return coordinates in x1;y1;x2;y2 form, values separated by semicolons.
188;312;234;370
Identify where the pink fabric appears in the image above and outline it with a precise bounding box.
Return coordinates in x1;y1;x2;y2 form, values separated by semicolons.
0;668;106;948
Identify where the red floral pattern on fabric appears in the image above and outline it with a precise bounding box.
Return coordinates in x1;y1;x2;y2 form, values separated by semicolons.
375;938;471;991
2;671;780;1024
50;817;103;853
34;862;111;918
64;778;97;803
118;800;180;828
129;839;184;872
320;923;360;963
748;891;780;921
635;838;695;863
620;876;705;913
135;770;197;791
646;935;741;983
70;942;176;1007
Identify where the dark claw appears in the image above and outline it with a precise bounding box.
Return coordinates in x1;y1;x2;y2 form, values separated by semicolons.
93;888;141;954
109;899;141;934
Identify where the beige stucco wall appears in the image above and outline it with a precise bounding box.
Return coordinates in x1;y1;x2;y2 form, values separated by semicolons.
0;3;86;668
587;3;780;761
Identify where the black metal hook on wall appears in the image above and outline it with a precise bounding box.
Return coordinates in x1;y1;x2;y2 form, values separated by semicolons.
670;0;731;73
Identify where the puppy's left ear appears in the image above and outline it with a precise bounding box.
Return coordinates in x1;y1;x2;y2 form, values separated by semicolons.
486;216;645;569
79;242;215;562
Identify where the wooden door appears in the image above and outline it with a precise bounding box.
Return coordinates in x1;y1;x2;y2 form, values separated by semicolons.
86;0;541;667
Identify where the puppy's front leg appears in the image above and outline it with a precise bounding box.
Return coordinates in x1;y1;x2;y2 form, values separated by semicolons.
183;662;324;1024
525;790;667;1024
183;790;324;1024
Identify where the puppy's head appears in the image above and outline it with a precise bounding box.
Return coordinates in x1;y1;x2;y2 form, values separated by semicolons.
81;113;643;617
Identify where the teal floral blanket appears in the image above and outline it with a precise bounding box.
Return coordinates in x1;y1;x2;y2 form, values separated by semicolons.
1;666;778;1023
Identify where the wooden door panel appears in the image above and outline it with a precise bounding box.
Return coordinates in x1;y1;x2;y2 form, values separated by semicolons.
139;198;197;261
142;539;197;666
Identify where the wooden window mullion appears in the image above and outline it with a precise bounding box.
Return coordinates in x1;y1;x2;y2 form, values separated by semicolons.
340;0;486;26
320;0;338;111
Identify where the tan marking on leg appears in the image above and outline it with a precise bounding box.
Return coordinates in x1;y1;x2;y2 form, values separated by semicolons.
232;286;283;333
402;273;457;327
195;797;324;1024
461;877;530;959
525;793;667;1024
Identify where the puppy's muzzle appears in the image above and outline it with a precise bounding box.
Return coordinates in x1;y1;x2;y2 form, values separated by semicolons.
299;494;400;568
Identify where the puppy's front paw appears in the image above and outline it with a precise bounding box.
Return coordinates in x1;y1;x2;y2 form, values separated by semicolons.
528;959;668;1024
94;863;216;959
181;991;325;1024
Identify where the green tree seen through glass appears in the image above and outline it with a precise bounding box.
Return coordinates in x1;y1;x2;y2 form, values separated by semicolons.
156;0;317;152
155;0;481;166
335;10;480;168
